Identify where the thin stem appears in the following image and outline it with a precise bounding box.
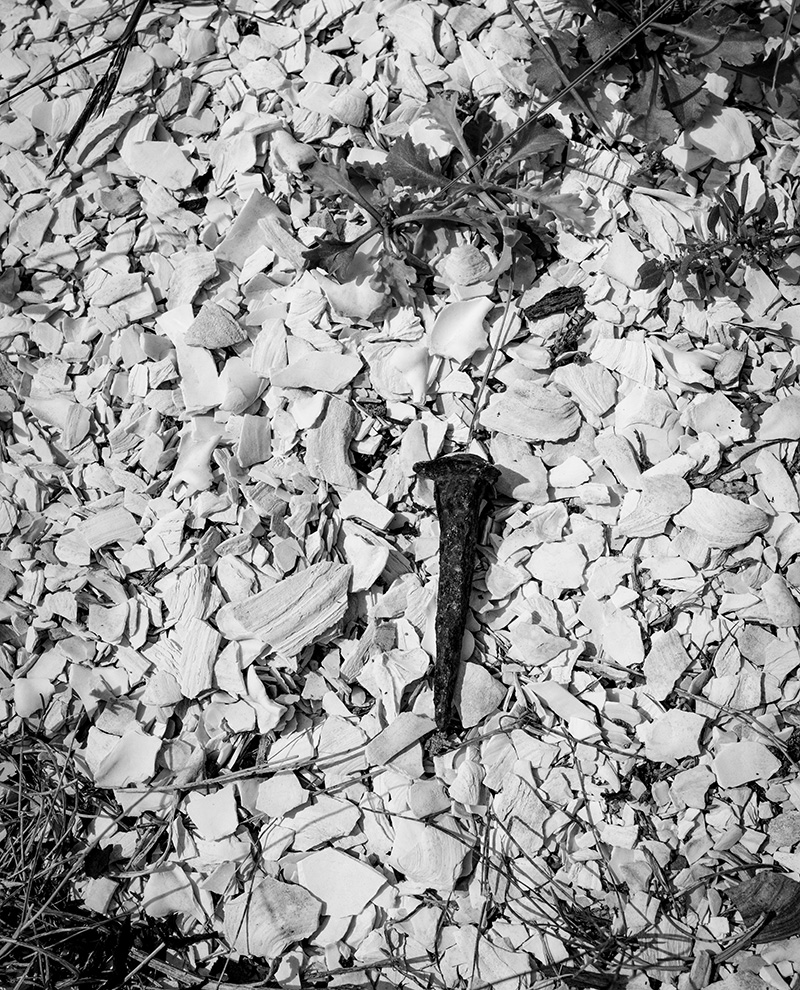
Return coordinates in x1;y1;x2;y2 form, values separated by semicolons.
509;0;615;143
772;0;798;89
466;266;516;444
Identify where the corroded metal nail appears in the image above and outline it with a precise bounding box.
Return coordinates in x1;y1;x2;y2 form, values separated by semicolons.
414;453;499;735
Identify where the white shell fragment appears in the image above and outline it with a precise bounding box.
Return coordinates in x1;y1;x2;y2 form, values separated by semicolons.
638;710;706;763
713;742;782;788
223;878;321;958
429;297;493;363
687;106;755;163
365;713;435;765
185;301;247;348
215;562;352;658
479;380;581;441
271;352;362;392
390;816;472;891
617;475;691;538
441;245;492;286
296;849;388;917
453;662;505;728
758;394;800;440
674;489;770;549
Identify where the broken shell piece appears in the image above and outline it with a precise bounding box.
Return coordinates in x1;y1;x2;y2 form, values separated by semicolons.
215;561;352;659
713;740;781;788
441;245;492;286
453;662;505;728
220;357;265;414
168;417;225;494
296;849;388;919
650;338;718;388
390;816;472;892
490;433;549;503
24;394;91;448
271;352;362;392
674;488;769;549
430;297;493;363
758;395;800;441
223;877;321;958
185;301;247;348
391;344;430;405
314;271;388;322
686;106;755;163
551;361;617;421
270;129;317;174
617;475;692;538
480;380;581;442
327;85;368;126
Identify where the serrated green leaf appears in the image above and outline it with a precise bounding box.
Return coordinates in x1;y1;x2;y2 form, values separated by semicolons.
583;12;629;62
385;134;443;190
424;94;471;161
526;49;573;96
379;254;419;306
303;236;365;279
306;160;382;221
629;108;679;144
307;160;361;201
662;71;713;129
500;119;567;172
681;20;764;69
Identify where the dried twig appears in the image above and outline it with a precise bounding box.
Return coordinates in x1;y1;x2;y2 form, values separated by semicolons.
48;0;152;176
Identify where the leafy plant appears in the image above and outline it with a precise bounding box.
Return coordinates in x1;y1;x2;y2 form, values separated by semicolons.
556;0;773;143
638;183;800;296
298;99;584;307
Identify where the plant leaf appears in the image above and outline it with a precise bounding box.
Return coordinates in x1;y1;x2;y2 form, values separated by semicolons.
425;94;471;161
501;119;567;172
583;12;629;61
306;160;382;220
385;134;444;190
629;108;679;144
303;237;365;279
638;259;667;291
661;71;713;130
379;254;419;306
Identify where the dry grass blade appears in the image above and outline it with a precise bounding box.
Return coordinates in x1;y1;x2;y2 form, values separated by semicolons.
0;725;138;990
48;0;153;176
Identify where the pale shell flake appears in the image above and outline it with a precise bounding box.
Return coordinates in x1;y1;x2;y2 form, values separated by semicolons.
617;475;692;538
687;106;755;163
429;297;493;363
479;380;581;441
674;488;770;549
223;878;321;958
758;394;800;441
441;245;492;286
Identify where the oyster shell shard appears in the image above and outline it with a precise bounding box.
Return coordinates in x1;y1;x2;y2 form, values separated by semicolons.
429;297;493;363
442;244;491;286
727;873;800;943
